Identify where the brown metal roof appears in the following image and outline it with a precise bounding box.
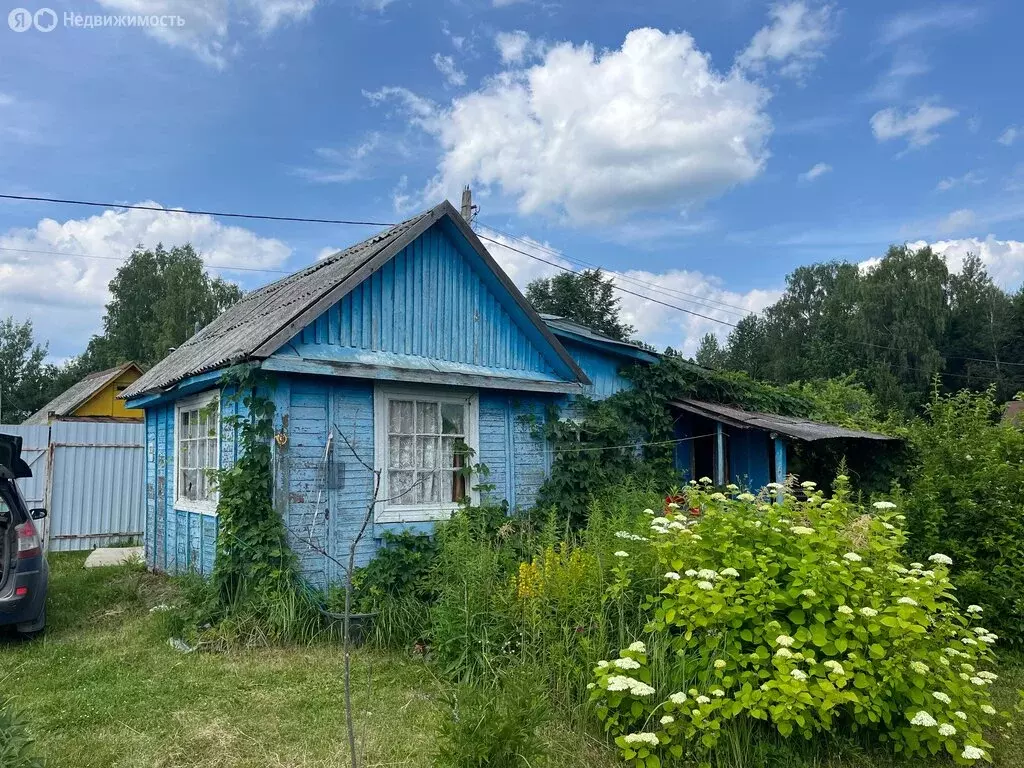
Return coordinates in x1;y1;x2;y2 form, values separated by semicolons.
670;398;897;442
122;200;588;400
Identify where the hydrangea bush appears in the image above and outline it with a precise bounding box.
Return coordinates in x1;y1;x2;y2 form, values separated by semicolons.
590;477;1008;766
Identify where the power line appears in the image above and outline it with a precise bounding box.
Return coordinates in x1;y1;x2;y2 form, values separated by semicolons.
473;232;739;329
0;193;393;227
5;191;1022;373
0;244;293;274
477;222;754;318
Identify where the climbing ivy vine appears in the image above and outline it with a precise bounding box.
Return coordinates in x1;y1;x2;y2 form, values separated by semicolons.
535;355;899;524
211;366;296;608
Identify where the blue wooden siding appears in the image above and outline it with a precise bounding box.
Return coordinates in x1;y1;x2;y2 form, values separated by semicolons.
559;340;634;400
144;388;241;576
728;430;771;490
277;224;570;383
478;392;552;510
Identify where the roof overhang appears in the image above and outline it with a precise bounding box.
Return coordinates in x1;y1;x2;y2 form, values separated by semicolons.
670;398;898;443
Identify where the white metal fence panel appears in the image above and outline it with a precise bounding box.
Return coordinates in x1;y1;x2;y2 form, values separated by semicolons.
0;422;145;552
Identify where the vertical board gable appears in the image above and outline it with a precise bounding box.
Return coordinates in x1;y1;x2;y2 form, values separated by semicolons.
281;222;570;380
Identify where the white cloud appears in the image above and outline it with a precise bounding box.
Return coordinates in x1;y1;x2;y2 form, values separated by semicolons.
998;126;1020;146
737;1;836;80
433;53;467;87
480;231;776;354
879;5;981;45
93;0;319;67
375;28;772;224
316;246;340;261
441;20;465;52
870;103;957;149
936;170;984;191
938;208;975;233
495;30;534;65
907;237;1024;289
493;0;528;6
799;162;832;182
0;204;291;357
613;270;779;355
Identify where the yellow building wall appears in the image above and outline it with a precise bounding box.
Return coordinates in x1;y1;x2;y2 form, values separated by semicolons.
74;371;144;420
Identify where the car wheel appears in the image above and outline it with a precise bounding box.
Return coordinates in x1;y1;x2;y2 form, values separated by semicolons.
17;606;45;639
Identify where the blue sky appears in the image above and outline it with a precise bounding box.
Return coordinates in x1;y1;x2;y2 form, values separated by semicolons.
2;0;1023;359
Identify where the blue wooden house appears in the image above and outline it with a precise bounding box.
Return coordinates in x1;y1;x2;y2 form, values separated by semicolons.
121;200;893;583
121;201;659;582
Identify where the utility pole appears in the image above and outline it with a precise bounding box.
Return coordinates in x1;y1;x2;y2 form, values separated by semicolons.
460;185;478;226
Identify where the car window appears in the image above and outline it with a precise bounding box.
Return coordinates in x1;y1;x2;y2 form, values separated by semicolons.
0;482;20;525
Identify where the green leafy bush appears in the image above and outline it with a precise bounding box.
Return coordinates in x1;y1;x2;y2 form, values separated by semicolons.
434;669;550;767
590;478;1008;766
903;387;1024;642
0;696;43;768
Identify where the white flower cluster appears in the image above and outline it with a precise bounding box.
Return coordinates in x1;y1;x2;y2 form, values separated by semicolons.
981;704;997;716
909;711;937;727
614;551;629;558
605;675;655;696
612;657;641;670
697;568;718;580
668;692;687;705
711;688;725;697
622;732;659;747
843;552;863;563
776;634;795;648
659;715;674;725
872;500;897;510
910;661;929;675
966;604;983;614
859;607;879;618
962;746;985;760
614;530;648;542
823;660;845;675
714;659;727;670
897;597;918;607
928;552;953;566
775;648;794;659
628;641;646;653
737;492;756;502
932;691;951;704
697;581;715;591
664;571;681;581
836;605;854;615
695;695;711;705
720;567;740;578
790;669;808;681
790;526;815;535
938;723;957;737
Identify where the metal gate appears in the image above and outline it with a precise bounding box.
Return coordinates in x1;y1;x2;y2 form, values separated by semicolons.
1;422;144;552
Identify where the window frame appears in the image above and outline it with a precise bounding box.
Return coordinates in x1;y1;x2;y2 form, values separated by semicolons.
173;390;221;516
373;385;480;524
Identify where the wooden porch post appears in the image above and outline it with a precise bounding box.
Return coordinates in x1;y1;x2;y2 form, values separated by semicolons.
714;422;726;486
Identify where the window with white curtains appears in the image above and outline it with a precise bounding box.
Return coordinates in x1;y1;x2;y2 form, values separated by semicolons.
373;387;479;523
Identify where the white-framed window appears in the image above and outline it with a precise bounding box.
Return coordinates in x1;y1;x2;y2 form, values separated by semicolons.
373;386;479;523
174;390;220;515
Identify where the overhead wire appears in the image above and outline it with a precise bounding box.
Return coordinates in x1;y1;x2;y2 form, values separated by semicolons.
3;191;1020;373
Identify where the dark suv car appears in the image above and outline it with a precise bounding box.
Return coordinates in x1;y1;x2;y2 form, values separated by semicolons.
0;434;48;636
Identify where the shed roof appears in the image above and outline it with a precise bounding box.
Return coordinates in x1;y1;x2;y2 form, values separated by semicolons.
670;398;897;443
24;362;141;425
540;314;660;363
122;201;588;400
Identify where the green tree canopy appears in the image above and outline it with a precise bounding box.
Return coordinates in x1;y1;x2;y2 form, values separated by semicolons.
525;269;635;342
97;243;243;368
0;318;51;422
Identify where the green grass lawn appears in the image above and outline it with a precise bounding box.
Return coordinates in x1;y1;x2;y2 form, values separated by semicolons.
0;554;618;768
1;554;1022;768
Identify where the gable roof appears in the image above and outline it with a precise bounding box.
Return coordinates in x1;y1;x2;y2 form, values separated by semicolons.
24;362;142;425
671;398;897;443
122;201;588;400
